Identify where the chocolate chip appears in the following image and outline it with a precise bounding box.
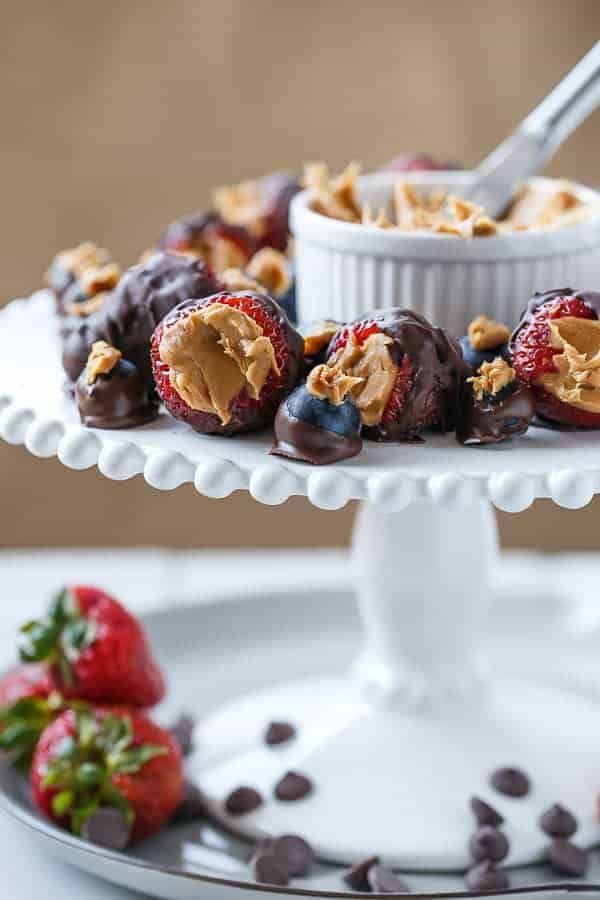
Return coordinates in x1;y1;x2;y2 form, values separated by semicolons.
171;781;207;823
464;861;510;892
469;825;510;863
546;839;589;877
252;850;290;885
343;855;380;891
274;771;313;802
367;864;411;893
225;786;263;815
81;807;131;850
539;804;578;838
168;715;195;757
264;721;296;746
272;834;314;876
490;766;531;797
470;796;504;827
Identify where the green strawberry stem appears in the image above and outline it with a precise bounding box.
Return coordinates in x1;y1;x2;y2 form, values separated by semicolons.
43;711;166;834
18;589;97;687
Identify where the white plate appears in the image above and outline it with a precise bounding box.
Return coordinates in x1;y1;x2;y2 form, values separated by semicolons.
2;595;600;900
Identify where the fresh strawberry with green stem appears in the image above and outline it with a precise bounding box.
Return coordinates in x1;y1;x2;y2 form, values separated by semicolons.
19;586;165;707
31;706;183;842
0;663;62;771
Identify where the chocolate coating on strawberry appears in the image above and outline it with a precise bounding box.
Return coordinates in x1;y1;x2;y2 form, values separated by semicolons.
62;253;221;389
326;309;467;441
271;365;363;465
152;292;303;435
510;288;600;429
457;358;535;445
76;342;158;429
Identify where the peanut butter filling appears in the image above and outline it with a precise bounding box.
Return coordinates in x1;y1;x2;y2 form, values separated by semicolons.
246;248;291;298
86;341;122;384
213;180;268;238
331;332;398;426
303;321;339;358
468;357;515;400
220;269;264;294
159;303;280;424
306;364;363;405
49;242;112;282
210;237;249;275
468;315;510;351
536;317;600;413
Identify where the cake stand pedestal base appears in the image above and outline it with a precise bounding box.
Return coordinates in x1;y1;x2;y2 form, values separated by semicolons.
193;501;600;869
182;501;600;868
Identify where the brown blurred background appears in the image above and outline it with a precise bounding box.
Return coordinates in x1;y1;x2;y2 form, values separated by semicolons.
2;0;600;551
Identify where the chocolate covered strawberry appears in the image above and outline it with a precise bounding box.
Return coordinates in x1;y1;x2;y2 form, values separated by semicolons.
152;291;303;435
510;289;600;428
0;664;62;771
159;211;256;273
325;309;467;440
214;172;300;253
31;707;183;844
19;587;165;708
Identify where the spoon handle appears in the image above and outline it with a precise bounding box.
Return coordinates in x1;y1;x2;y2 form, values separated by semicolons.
523;41;600;160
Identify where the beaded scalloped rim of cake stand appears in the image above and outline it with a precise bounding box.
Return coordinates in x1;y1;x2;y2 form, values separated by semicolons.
1;390;599;513
1;293;600;513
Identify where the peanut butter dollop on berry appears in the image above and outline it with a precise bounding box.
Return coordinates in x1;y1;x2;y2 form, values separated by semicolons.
468;357;516;400
468;316;511;351
86;341;122;385
246;248;291;298
306;364;363;406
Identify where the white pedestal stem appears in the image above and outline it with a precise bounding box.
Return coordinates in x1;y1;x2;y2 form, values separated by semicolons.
352;500;498;707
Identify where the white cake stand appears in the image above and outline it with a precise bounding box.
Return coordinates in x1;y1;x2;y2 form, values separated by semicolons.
3;291;600;873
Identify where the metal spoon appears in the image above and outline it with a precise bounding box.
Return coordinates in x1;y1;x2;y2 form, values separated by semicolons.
466;41;600;218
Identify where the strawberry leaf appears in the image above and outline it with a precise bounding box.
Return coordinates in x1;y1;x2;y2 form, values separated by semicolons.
111;744;167;774
52;789;74;817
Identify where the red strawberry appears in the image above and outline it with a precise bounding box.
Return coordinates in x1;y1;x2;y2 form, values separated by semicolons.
152;291;304;435
511;289;600;428
326;310;465;440
0;664;63;771
31;706;183;843
19;586;165;708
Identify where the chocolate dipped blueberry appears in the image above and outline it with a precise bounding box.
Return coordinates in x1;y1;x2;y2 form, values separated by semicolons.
62;252;221;390
510;288;600;429
158;211;256;273
271;365;363;465
152;291;303;435
76;342;158;429
45;242;119;316
460;315;511;369
325;309;467;441
457;357;535;445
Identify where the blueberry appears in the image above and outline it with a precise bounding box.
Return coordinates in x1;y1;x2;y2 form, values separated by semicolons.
277;262;296;323
286;384;361;438
460;335;510;370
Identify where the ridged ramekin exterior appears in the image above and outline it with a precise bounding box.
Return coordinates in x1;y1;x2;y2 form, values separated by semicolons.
291;173;600;334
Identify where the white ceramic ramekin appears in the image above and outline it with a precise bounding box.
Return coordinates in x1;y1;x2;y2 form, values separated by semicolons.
291;171;600;334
